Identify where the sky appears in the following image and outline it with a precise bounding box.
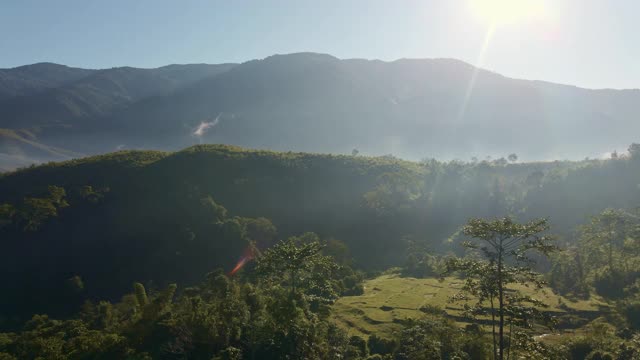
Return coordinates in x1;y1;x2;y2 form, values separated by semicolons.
1;0;638;89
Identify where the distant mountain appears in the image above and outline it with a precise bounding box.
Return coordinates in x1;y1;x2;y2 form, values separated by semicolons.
1;53;639;169
0;63;237;128
0;63;236;163
0;62;95;100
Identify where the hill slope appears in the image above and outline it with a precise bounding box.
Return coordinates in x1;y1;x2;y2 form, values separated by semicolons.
1;144;639;324
332;274;609;339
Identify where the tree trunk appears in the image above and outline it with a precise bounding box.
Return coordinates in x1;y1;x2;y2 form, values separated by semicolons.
609;237;614;272
506;318;513;360
498;248;505;360
576;252;585;285
490;295;498;360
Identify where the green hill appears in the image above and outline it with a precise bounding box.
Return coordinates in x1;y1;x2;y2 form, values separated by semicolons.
1;144;639;328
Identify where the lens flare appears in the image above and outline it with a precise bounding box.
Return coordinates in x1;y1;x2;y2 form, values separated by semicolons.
229;246;255;276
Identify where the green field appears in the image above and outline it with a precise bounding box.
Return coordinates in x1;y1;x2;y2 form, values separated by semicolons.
331;273;610;339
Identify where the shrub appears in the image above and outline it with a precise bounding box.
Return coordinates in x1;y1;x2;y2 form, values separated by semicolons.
367;334;396;355
620;301;640;331
565;337;594;360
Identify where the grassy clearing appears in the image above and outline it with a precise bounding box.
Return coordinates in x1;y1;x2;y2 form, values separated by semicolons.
331;273;610;339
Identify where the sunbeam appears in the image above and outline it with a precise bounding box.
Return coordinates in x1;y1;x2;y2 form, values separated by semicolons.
457;24;496;122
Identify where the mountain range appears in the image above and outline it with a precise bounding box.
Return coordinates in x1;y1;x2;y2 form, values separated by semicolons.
1;52;639;170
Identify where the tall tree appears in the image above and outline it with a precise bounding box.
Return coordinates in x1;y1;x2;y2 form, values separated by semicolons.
446;217;557;360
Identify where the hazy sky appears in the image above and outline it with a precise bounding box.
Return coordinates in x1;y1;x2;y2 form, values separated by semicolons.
2;0;638;89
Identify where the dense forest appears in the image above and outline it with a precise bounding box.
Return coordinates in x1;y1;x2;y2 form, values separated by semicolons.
1;143;640;359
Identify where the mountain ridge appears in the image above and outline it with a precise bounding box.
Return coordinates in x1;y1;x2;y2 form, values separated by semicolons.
7;54;640;92
1;52;639;169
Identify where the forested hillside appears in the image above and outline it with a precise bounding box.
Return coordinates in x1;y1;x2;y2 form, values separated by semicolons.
1;144;640;328
1;144;640;358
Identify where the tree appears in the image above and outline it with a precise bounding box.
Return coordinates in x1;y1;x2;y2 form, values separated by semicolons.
446;217;557;360
403;237;440;278
548;248;588;298
394;316;478;360
255;233;340;304
579;209;632;274
241;217;277;248
363;171;423;215
494;157;508;167
578;208;640;299
323;238;352;266
0;203;15;230
508;154;518;163
199;195;227;223
17;185;69;231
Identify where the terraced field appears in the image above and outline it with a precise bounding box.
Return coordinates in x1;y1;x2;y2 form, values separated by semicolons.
331;273;610;339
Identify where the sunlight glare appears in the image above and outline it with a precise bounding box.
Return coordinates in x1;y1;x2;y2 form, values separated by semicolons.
469;0;546;26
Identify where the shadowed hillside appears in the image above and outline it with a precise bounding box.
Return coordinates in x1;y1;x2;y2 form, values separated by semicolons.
1;144;639;327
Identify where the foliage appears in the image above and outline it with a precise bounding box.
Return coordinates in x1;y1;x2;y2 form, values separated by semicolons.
0;266;362;359
2;144;640;323
393;316;488;360
402;237;442;278
568;208;640;301
368;334;397;355
445;217;557;360
2;144;640;357
256;234;344;311
620;301;640;331
0;185;69;231
548;248;589;298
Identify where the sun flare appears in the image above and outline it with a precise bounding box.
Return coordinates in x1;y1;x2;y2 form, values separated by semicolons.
469;0;546;26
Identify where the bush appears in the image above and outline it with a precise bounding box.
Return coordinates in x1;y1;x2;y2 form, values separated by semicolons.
585;351;614;360
394;316;474;360
594;271;627;299
367;334;396;355
565;337;594;360
419;304;446;316
349;335;368;357
620;301;640;331
217;346;242;360
342;274;365;296
365;355;384;360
